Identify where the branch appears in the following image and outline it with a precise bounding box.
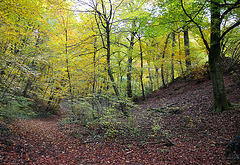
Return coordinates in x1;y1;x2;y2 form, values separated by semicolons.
192;0;207;21
113;41;129;48
107;0;113;21
111;0;124;29
220;0;240;7
220;0;240;20
180;0;210;52
220;20;240;41
94;11;107;49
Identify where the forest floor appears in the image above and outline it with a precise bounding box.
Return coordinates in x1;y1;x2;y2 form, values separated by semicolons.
1;72;240;164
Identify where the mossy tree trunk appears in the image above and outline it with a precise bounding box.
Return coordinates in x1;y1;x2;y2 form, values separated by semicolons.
181;0;240;113
183;27;191;69
209;1;230;112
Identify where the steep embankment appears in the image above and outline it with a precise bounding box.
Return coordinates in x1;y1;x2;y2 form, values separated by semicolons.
136;72;240;164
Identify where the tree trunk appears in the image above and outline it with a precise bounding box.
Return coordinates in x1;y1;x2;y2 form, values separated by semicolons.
161;65;165;87
155;67;159;88
106;22;128;116
127;23;135;98
209;0;230;112
106;23;119;96
126;54;133;98
147;62;153;92
23;78;32;97
92;38;97;119
161;34;170;87
184;28;191;69
171;32;175;82
139;37;145;101
65;28;76;120
178;32;184;74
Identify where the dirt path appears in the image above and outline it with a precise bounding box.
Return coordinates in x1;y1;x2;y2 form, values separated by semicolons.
3;117;85;164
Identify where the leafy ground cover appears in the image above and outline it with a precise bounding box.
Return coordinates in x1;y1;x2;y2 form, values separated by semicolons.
1;72;240;164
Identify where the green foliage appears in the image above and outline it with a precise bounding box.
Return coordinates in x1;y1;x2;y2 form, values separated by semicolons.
61;93;135;126
152;122;162;135
150;117;172;140
60;101;141;140
0;95;37;123
183;113;202;127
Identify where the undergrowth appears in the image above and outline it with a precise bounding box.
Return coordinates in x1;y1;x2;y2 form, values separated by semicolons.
0;95;37;123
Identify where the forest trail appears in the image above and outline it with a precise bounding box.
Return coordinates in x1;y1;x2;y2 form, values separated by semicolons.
1;72;240;164
5;116;88;164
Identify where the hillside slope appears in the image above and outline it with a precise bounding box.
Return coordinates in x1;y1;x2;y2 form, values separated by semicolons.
134;70;240;163
1;69;239;164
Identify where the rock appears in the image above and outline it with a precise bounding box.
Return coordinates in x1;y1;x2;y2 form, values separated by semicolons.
225;133;240;157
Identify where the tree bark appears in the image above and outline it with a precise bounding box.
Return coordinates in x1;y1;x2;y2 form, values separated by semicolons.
171;32;175;82
184;28;191;69
147;61;153;92
180;0;239;113
209;0;230;112
178;32;184;74
127;21;136;98
106;22;120;97
161;34;170;87
139;37;145;101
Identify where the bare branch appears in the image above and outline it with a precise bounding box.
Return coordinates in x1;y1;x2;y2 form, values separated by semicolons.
220;0;240;20
220;20;240;40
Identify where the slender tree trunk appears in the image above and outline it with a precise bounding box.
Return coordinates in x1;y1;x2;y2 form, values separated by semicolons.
23;78;32;97
155;67;159;89
184;28;191;69
147;61;153;92
209;0;230;112
127;54;133;98
106;23;119;97
127;23;135;98
92;38;97;119
94;1;128;116
65;28;76;120
161;34;170;87
171;32;175;82
178;32;184;74
92;39;97;94
139;38;145;101
106;22;128;116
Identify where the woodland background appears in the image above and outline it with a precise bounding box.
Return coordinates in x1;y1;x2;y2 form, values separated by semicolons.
0;0;240;164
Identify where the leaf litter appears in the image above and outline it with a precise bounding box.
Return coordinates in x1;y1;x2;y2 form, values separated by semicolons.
0;73;240;164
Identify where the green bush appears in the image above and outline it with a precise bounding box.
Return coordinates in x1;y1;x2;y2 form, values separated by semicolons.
0;95;37;123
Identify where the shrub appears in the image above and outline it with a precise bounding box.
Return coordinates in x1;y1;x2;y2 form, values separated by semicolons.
182;63;209;81
0;95;37;123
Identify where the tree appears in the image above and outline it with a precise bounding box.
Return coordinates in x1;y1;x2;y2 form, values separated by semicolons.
181;0;240;112
90;0;128;116
137;35;145;100
171;32;176;82
184;27;191;69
